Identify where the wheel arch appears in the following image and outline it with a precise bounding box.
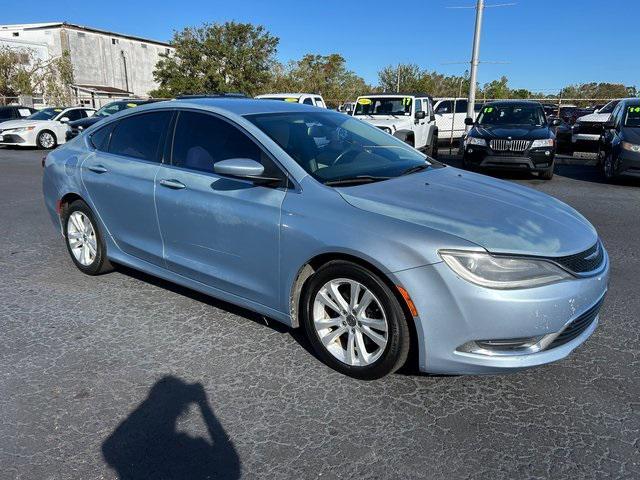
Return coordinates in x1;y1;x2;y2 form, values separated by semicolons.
288;252;419;363
393;129;414;146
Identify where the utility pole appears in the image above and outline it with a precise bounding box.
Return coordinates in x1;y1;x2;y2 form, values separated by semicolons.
466;0;484;122
396;64;401;93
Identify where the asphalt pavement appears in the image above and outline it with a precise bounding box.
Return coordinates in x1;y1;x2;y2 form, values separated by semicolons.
1;148;638;479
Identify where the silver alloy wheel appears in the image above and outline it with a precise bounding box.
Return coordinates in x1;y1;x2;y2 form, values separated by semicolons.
67;211;97;266
39;132;55;148
312;278;389;366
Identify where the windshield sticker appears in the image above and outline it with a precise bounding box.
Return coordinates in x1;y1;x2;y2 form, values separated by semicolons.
357;98;372;105
126;103;137;108
402;98;412;106
628;106;640;113
54;108;63;112
484;107;494;113
284;98;298;102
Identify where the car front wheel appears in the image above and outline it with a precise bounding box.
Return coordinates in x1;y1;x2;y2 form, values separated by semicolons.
37;130;57;149
62;200;113;275
301;261;410;379
603;152;617;181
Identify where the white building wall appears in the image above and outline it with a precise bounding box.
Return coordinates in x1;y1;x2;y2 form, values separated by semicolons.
0;24;173;97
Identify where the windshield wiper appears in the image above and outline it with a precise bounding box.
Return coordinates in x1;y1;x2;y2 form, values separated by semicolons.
400;163;430;176
324;175;391;186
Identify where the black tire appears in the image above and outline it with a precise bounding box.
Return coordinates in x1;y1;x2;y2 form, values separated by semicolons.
538;160;555;180
62;199;113;275
602;152;617;182
301;261;410;380
36;130;57;149
428;133;438;158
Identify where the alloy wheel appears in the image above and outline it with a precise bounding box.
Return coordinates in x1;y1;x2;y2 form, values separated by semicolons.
67;211;97;266
312;278;389;366
40;132;55;149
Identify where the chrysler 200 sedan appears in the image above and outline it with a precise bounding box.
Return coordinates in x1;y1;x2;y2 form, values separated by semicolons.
42;98;609;379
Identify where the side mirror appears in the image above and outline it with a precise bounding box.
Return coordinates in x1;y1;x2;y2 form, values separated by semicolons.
213;158;284;186
551;118;562;126
464;117;474;126
415;110;426;120
59;117;70;123
603;120;615;130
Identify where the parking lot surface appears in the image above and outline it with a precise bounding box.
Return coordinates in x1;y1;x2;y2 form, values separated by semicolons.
1;148;639;479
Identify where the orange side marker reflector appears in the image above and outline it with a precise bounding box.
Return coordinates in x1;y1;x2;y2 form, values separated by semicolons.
396;286;418;317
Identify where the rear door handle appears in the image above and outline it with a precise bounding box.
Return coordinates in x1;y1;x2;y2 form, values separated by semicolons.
87;165;108;174
159;179;186;190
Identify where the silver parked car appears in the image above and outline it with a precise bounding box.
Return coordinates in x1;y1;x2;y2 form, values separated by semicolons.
42;97;609;379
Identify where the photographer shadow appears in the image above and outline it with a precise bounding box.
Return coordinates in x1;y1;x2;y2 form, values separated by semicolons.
102;376;240;479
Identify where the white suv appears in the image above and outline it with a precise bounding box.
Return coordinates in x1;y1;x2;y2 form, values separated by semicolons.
433;98;483;145
256;93;327;108
352;94;438;157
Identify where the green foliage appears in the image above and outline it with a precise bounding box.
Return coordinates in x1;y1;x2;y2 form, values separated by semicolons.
378;64;471;97
264;54;370;108
0;46;74;103
150;22;279;97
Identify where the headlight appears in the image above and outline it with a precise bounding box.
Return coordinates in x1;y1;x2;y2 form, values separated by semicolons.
8;126;35;133
530;138;554;148
464;136;486;147
622;141;640;152
439;250;572;289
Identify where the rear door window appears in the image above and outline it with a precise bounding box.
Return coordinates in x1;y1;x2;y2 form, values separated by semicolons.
109;111;172;161
455;100;468;113
64;109;84;121
303;97;314;105
90;123;115;151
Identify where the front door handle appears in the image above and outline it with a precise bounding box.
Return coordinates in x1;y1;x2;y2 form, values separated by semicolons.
159;179;186;190
87;165;108;174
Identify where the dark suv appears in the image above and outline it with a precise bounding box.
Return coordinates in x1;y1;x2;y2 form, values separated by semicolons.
0;105;38;122
600;98;640;181
462;100;560;180
65;99;159;141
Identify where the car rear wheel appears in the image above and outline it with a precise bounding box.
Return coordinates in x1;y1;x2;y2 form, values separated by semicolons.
301;261;410;379
62;200;113;275
37;130;57;149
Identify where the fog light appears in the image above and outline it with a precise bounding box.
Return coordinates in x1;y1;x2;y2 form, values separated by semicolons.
457;336;545;355
468;148;473;153
545;150;551;156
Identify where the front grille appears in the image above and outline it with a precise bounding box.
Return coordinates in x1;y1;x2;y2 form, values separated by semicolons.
490;139;530;152
551;241;604;274
549;298;603;349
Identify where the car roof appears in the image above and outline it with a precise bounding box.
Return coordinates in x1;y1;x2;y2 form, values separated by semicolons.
138;97;325;116
621;98;640;106
256;93;319;98
359;92;432;98
484;100;543;107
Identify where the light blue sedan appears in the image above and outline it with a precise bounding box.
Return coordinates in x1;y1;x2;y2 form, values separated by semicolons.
42;97;609;379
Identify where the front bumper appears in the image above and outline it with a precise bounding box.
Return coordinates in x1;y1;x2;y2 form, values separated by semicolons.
0;129;36;146
393;249;609;374
614;150;640;177
463;145;555;171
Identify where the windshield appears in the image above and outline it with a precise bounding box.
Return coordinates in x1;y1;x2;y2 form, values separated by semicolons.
599;100;619;114
27;108;63;121
476;104;546;126
624;106;640;127
354;97;413;116
96;102;134;117
247;111;431;184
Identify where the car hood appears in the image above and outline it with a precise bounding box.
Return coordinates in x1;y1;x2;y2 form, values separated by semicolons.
0;119;50;129
470;124;552;140
577;112;610;124
355;116;413;131
337;167;597;257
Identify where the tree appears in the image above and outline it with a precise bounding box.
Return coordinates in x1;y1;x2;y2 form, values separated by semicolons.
150;22;279;97
264;54;369;107
378;64;471;98
0;46;74;104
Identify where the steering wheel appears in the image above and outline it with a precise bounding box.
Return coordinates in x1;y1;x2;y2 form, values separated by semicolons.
333;147;360;165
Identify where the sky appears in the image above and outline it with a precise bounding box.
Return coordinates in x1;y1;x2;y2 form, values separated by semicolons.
6;0;638;94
